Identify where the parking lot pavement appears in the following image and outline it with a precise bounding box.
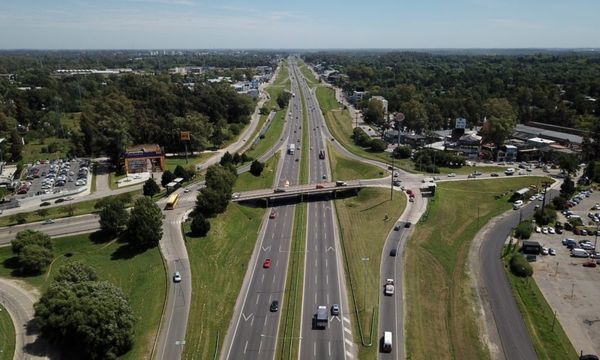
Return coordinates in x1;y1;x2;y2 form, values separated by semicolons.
529;187;600;356
17;158;90;199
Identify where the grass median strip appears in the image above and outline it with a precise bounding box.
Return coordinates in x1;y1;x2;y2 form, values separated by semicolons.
276;202;306;359
0;232;166;360
183;203;265;359
300;85;310;184
316;87;394;167
405;177;549;359
334;187;406;359
504;248;577;359
327;142;385;181
0;304;15;360
233;152;280;192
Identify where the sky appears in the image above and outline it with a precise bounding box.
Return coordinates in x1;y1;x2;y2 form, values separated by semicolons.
0;0;599;49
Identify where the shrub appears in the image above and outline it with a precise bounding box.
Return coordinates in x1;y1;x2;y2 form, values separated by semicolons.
369;139;387;152
515;221;532;239
393;145;412;159
534;207;557;225
250;160;264;176
190;212;211;237
510;253;533;277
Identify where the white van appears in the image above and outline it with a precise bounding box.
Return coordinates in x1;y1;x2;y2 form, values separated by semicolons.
571;248;589;258
513;200;523;210
382;331;393;353
505;168;515;175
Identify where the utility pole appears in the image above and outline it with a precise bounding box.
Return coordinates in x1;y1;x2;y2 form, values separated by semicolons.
390;154;395;200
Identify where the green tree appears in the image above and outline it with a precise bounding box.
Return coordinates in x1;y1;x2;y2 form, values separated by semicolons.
10;213;27;225
510;253;533;277
392;145;412;159
481;98;517;149
12;230;53;255
18;244;53;274
195;187;229;218
552;196;568;210
36;208;49;219
127;197;163;248
9;130;23;162
276;91;292;109
172;112;213;152
190;212;211;237
220;151;233;166
161;170;175;188
54;261;98;283
34;280;135;359
363;98;385;125
560;176;575;196
143;178;160;197
250;160;264;176
98;197;129;236
369;139;387;152
514;221;532;239
173;165;192;181
556;154;578;175
205;164;237;195
534;207;557;226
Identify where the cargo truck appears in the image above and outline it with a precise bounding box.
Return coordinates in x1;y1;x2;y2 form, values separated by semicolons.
288;143;295;155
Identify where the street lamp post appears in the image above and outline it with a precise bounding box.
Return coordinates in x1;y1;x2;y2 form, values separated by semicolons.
361;257;369;311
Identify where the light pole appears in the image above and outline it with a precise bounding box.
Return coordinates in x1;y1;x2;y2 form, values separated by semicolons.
361;257;369;311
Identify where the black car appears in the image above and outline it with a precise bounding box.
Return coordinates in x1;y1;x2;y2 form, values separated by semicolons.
40;202;51;207
390;248;397;257
405;222;411;228
270;300;279;312
54;198;66;204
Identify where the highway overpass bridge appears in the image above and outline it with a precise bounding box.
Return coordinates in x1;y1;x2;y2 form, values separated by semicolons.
231;180;365;203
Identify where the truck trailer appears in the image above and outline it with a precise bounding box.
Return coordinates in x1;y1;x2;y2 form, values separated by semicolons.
315;305;328;329
288;143;295;155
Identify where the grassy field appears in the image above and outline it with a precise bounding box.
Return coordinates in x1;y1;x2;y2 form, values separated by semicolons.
183;203;265;359
233;152;279;192
299;63;319;87
0;304;15;360
22;137;72;164
327;142;385;181
0;190;141;227
404;177;550;359
276;202;305;359
164;153;213;173
504;249;577;360
316;87;395;167
275;62;290;87
334;187;406;359
0;233;166;360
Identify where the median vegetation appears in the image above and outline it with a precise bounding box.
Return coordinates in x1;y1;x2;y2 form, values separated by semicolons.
405;177;549;359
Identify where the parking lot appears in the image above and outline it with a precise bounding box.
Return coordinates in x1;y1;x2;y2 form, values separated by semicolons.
530;187;600;356
17;158;91;200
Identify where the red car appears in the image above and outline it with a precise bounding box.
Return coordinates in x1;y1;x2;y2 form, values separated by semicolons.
269;211;276;219
583;261;597;268
263;259;271;269
315;184;324;189
406;189;413;196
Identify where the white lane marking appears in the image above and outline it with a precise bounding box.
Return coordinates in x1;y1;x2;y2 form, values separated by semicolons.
261;274;265;283
314;293;317;304
251;316;254;327
262;246;271;252
325;258;328;268
271;232;275;239
242;313;253;321
314;274;317;284
256;294;260;305
343;316;350;324
313;342;316;357
329;341;331;357
272;274;276;284
346;350;354;358
327;294;329;304
344;327;352;335
258;339;263;354
275;259;279;267
244;340;248;354
326;274;329;285
345;337;353;345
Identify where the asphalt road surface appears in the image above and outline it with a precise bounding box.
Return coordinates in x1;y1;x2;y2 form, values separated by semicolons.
295;61;353;360
223;57;302;360
481;190;557;360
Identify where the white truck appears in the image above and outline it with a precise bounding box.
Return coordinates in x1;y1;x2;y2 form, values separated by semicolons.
288;143;295;155
384;279;395;296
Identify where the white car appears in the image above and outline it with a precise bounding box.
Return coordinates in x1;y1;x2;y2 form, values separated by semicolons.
447;173;456;177
535;226;541;233
542;227;548;234
529;195;537;201
173;271;182;283
549;248;556;256
513;200;523;209
43;219;55;225
548;227;556;234
541;247;549;255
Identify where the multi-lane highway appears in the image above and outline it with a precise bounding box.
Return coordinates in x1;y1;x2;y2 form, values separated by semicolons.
293;61;353;359
223;58;303;360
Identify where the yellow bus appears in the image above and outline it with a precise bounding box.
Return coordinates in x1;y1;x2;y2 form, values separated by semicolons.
165;193;179;210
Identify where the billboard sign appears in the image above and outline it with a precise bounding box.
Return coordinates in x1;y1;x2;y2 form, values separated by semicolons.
455;117;466;129
180;131;191;141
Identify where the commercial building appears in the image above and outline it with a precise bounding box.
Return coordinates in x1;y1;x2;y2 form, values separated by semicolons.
124;144;165;174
